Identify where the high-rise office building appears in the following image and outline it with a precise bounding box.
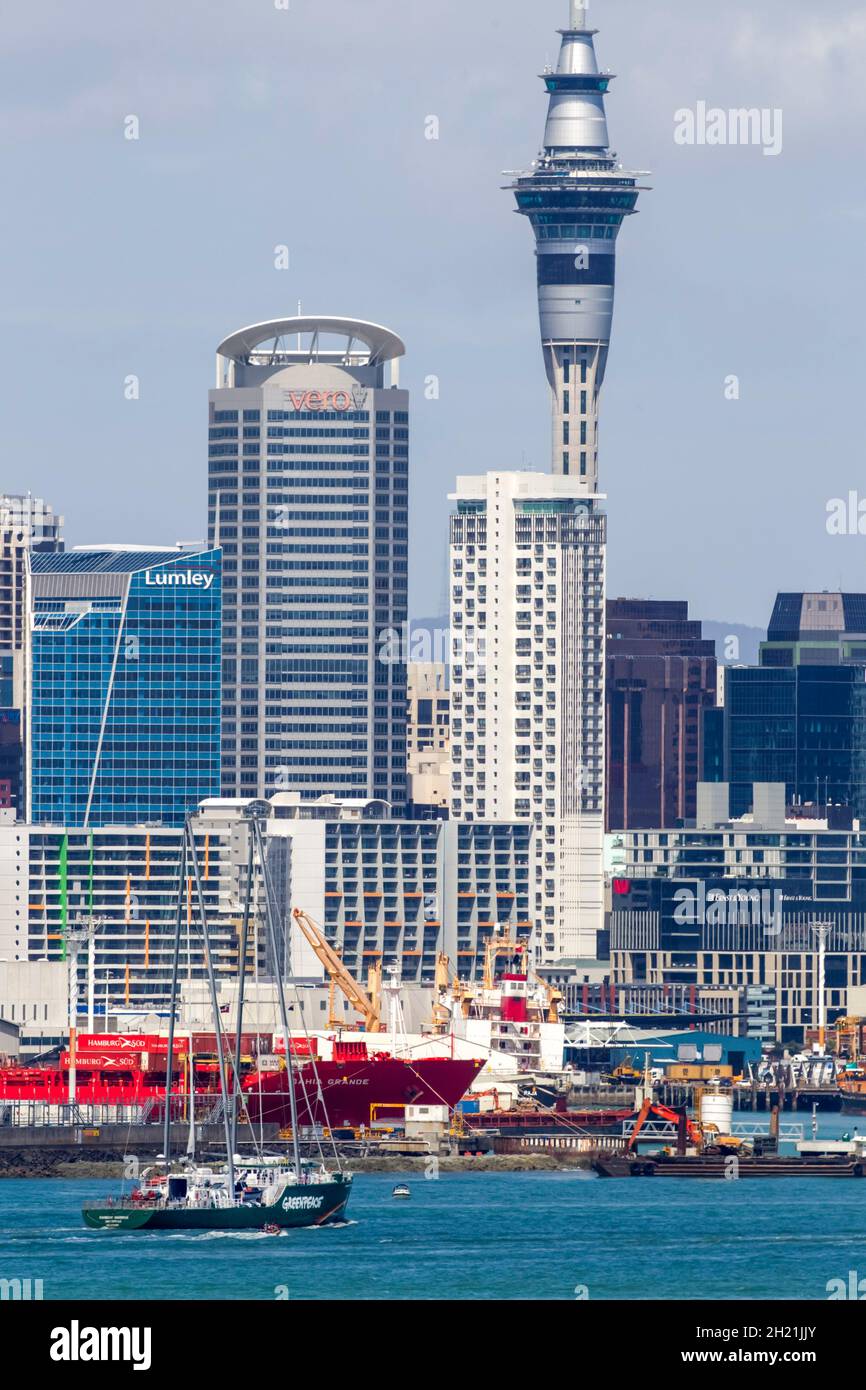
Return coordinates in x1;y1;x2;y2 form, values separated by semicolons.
449;472;606;961
606;599;717;829
508;0;647;484
0;494;64;812
26;546;222;827
209;317;408;809
760;592;866;668
724;664;866;819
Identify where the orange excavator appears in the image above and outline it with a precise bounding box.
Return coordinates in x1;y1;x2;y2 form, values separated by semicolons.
626;1099;704;1155
627;1099;749;1157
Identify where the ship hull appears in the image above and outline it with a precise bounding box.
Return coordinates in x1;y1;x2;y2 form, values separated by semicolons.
82;1178;351;1231
243;1057;484;1130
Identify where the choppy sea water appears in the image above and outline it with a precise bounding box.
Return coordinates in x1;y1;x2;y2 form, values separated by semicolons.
2;1157;866;1301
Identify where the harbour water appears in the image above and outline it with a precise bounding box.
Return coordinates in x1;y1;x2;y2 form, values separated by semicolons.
2;1163;866;1301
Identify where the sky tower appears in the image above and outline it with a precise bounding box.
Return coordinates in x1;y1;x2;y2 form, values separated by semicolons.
508;0;648;487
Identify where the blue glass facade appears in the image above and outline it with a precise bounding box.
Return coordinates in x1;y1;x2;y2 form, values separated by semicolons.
28;548;222;827
725;666;866;819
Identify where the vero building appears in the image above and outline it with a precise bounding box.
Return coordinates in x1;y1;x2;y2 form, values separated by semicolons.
209;317;408;810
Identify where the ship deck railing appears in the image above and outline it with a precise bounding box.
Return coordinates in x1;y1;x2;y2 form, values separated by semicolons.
0;1096;228;1129
84;1196;274;1213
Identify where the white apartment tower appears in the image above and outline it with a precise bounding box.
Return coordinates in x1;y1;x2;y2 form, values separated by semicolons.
449;473;605;961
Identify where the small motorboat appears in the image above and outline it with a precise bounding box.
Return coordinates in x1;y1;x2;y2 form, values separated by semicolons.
262;1223;282;1236
392;1184;411;1199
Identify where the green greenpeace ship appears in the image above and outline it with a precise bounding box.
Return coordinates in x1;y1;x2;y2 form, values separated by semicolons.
83;1157;352;1232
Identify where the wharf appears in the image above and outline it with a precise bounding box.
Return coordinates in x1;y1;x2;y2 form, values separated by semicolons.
658;1081;844;1113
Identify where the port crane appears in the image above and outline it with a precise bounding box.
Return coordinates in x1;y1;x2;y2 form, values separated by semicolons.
430;936;564;1029
291;908;383;1033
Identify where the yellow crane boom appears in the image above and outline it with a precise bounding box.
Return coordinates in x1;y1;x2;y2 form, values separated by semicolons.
291;907;383;1033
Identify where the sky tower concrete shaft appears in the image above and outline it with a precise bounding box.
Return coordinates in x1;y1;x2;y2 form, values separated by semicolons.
508;1;648;488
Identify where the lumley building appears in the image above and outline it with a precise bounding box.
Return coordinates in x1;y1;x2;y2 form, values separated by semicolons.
25;545;222;827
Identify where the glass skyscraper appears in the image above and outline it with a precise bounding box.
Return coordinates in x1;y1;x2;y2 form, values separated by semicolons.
209;316;408;809
26;546;222;827
725;666;866;819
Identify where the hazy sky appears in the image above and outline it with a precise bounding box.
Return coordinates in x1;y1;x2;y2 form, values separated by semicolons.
2;0;865;629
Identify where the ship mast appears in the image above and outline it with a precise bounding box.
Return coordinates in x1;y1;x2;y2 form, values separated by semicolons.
230;824;256;1156
187;816;237;1198
249;811;303;1180
161;830;187;1167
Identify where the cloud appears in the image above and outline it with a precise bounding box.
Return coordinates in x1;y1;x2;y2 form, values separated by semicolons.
730;9;866;111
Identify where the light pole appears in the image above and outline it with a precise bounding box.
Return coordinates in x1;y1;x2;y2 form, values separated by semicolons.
65;916;105;1104
812;921;833;1054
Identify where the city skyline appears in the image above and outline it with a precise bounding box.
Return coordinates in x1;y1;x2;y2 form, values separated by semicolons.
2;0;864;629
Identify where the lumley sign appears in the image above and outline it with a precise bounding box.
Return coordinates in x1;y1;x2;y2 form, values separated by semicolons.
144;569;214;590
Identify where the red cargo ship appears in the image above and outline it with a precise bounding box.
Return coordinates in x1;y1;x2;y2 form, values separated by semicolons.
242;1041;485;1130
0;1033;484;1130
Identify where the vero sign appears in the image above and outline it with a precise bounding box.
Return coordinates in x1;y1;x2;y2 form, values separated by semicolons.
284;387;367;413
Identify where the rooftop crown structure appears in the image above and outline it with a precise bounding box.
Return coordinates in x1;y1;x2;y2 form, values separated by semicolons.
508;0;648;487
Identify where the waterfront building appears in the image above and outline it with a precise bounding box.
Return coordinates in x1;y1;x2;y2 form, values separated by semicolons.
0;796;532;1014
202;794;532;984
507;0;648;484
448;472;605;961
406;661;450;819
610;782;866;1043
25;545;222;827
606;599;717;830
209;316;408;810
561;981;777;1044
0;495;64;812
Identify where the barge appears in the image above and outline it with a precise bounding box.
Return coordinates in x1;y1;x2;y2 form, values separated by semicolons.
594;1152;866;1179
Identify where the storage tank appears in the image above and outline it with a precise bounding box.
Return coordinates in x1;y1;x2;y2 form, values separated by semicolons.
700;1090;734;1135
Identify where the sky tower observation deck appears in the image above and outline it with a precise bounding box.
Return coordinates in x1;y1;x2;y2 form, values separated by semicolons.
507;0;649;488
